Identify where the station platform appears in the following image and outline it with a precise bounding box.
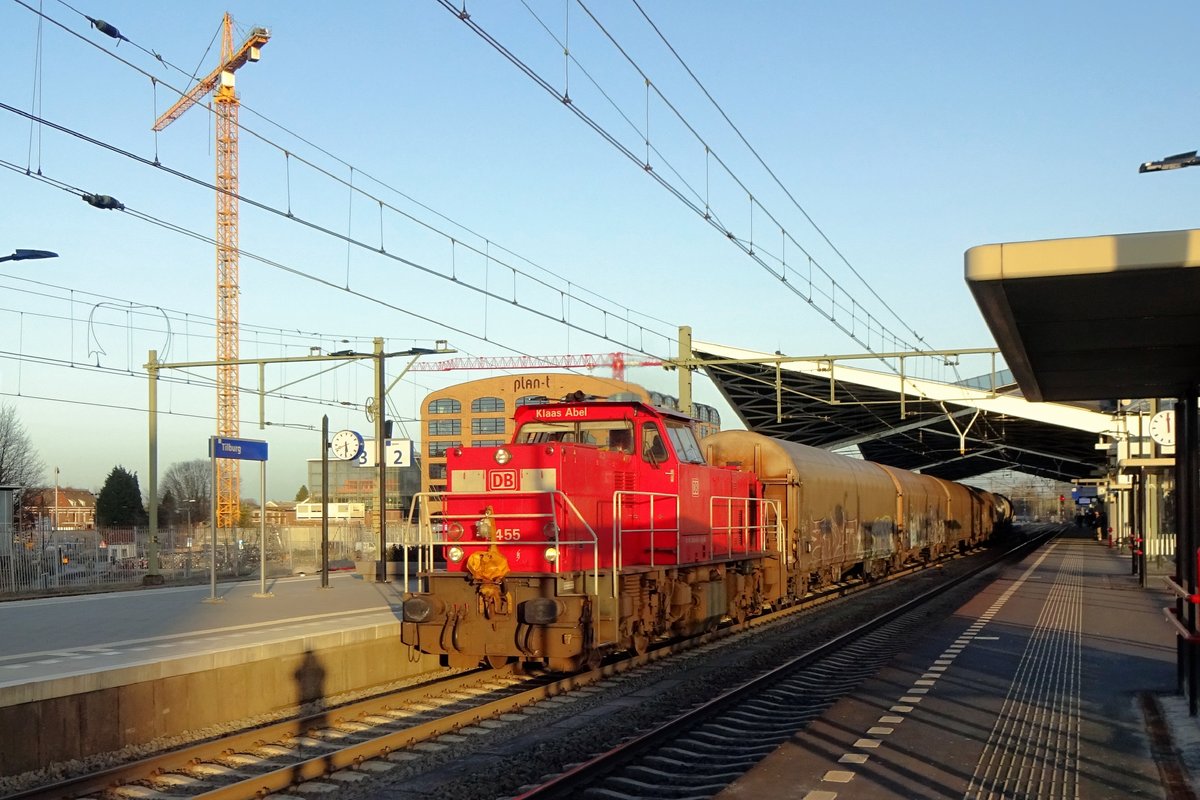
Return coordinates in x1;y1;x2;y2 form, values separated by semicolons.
0;572;438;777
718;529;1197;800
0;572;407;694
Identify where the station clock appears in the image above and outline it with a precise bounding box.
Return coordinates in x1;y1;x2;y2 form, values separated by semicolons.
330;428;364;461
1148;410;1175;447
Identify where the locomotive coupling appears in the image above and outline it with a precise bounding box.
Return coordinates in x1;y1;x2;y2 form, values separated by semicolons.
465;542;513;618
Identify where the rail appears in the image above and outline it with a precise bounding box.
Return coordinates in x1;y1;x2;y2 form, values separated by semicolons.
515;530;1050;799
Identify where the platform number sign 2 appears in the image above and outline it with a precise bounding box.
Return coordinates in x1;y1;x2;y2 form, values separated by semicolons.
355;439;414;467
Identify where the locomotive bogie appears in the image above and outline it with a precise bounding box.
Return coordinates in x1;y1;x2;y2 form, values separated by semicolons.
403;571;595;669
402;561;754;669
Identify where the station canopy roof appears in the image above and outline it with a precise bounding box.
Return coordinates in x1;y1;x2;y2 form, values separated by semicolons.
692;340;1114;484
965;228;1200;403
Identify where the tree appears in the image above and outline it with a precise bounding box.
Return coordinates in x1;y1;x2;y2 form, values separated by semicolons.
160;459;211;526
0;404;44;487
159;489;178;527
96;466;147;527
238;500;255;529
295;485;309;502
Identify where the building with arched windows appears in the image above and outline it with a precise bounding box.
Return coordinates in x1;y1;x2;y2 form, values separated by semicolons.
420;374;720;495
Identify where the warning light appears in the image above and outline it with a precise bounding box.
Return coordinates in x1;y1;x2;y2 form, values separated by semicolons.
1059;495;1065;503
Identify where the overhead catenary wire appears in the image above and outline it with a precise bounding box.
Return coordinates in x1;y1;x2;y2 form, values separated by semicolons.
15;0;936;381
563;1;922;357
18;0;680;351
5;1;987;458
626;0;926;349
0;109;673;364
1;153;988;466
621;3;968;393
1;154;650;378
0;156;663;432
7;5;677;416
438;0;933;369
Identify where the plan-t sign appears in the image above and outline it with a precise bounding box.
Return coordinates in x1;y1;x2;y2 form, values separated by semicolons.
209;436;269;462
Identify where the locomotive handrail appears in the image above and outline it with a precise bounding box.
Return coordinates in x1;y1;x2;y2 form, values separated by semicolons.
612;490;681;572
611;493;785;570
402;490;601;596
708;495;784;558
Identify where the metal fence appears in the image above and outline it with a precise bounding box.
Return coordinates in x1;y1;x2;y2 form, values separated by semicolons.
0;522;390;597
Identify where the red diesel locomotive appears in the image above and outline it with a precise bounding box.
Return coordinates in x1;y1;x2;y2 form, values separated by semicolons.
400;395;1008;671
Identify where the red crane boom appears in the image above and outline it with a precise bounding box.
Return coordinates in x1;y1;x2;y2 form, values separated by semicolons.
410;353;663;382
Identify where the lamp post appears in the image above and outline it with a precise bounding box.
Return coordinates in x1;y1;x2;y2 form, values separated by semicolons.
0;249;58;263
40;497;47;589
1139;153;1200;711
8;245;57;582
8;247;62;575
184;499;195;578
1139;150;1200;173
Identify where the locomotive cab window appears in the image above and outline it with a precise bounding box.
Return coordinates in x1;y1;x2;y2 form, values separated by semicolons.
516;421;574;443
641;422;670;464
665;420;704;464
603;424;634;454
515;420;634;451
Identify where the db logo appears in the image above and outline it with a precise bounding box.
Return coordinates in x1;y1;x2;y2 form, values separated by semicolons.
489;470;518;491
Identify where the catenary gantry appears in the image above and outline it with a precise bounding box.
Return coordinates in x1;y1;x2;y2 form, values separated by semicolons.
684;338;1113;484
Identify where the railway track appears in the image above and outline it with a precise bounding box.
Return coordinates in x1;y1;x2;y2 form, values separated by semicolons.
513;530;1053;799
7;667;551;800
7;539;1035;800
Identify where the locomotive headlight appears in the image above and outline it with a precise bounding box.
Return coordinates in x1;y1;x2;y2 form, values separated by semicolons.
494;448;512;465
543;547;559;563
522;597;564;625
403;596;445;623
446;546;465;563
542;522;559;539
447;522;465;541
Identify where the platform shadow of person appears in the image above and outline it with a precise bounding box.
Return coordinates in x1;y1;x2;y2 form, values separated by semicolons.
292;648;330;784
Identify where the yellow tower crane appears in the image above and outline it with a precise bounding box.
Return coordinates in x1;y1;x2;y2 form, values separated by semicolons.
153;15;270;528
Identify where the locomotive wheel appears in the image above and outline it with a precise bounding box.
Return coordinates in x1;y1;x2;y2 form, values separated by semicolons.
446;653;482;669
548;655;584;672
630;621;650;655
486;655;509;669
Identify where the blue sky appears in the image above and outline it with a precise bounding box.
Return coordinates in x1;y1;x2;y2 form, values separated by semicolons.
2;1;1197;500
